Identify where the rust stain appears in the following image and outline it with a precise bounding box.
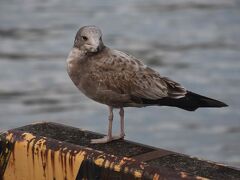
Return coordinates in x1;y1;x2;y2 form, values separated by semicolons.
26;137;32;157
51;150;55;177
68;150;75;176
2;128;212;180
39;146;47;177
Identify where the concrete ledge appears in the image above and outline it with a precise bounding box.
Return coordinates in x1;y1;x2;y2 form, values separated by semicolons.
0;122;239;180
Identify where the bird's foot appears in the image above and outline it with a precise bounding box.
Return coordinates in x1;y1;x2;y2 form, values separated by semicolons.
91;136;113;144
90;134;125;144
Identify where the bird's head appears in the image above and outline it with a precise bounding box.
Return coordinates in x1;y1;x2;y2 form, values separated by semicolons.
73;25;104;53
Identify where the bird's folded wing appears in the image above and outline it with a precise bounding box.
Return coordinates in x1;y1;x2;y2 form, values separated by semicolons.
92;50;186;100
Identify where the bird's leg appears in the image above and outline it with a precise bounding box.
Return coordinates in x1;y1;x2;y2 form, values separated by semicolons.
112;107;125;139
120;107;125;138
91;106;114;144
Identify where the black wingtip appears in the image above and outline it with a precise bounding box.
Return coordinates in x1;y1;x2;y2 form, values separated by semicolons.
131;91;228;111
202;97;228;108
186;91;228;109
218;101;228;107
221;101;228;107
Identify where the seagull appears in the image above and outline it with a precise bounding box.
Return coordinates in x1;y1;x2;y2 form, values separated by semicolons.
66;25;228;144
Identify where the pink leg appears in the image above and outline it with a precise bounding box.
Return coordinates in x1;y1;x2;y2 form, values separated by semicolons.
91;106;114;144
112;107;125;139
107;106;113;138
119;107;125;138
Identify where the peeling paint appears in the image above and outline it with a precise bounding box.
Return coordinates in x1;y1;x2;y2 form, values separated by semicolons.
2;131;86;180
133;170;142;178
1;122;238;180
114;164;121;172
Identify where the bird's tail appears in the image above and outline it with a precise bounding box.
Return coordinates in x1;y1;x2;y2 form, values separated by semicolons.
165;91;228;111
135;91;228;111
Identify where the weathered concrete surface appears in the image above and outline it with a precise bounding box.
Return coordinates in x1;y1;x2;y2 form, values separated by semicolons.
0;122;239;180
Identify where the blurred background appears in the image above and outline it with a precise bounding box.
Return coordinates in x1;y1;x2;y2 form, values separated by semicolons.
0;0;240;168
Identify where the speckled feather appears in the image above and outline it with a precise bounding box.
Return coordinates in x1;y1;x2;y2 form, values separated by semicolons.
67;46;186;107
94;49;186;98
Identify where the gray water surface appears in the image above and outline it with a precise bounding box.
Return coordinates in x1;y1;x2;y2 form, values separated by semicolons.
0;0;240;168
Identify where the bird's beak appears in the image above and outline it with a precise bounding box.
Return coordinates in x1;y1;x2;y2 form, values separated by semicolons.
86;37;100;52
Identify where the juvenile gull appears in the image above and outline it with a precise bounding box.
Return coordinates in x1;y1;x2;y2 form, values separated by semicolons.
66;25;228;143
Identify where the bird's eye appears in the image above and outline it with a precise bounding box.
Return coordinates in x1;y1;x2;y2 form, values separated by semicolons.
81;36;88;41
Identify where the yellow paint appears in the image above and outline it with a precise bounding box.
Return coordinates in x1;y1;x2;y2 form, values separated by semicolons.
104;160;110;168
114;164;121;172
133;170;142;178
3;132;86;180
153;173;160;180
119;159;126;166
5;133;13;142
2;131;156;180
111;158;143;178
94;157;104;167
123;157;134;161
124;167;129;173
112;158;129;172
109;162;114;169
196;176;209;180
22;132;36;141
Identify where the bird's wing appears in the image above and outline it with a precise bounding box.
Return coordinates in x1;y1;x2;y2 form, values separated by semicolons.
92;49;186;100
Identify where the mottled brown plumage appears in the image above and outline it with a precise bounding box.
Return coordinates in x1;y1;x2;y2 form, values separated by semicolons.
66;25;227;143
67;47;186;108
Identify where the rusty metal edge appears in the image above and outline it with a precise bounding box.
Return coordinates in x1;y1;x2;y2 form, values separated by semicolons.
0;127;206;180
15;121;164;151
15;122;240;172
54;122;240;171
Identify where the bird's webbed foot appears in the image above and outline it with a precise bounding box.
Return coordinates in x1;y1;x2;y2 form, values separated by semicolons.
90;134;124;144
